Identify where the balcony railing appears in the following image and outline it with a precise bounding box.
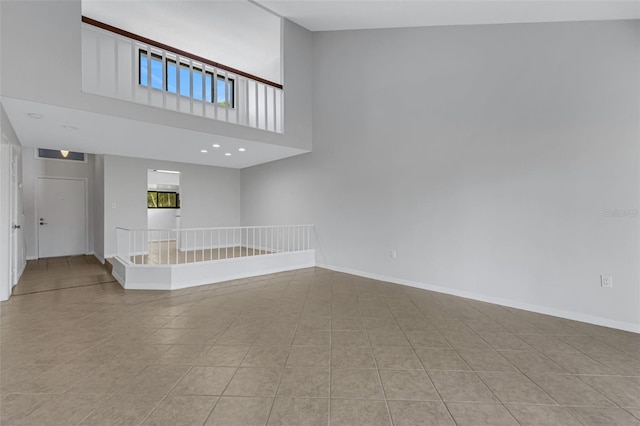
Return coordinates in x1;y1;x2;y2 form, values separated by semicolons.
82;18;283;133
116;225;314;266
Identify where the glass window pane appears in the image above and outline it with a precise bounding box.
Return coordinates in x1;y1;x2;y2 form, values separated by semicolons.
167;63;177;93
180;67;190;97
38;149;85;161
205;75;213;103
193;70;203;101
147;192;158;208
216;77;234;107
140;54;148;86
151;58;163;90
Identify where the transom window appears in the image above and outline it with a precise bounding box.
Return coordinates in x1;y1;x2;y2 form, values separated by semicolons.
139;51;234;107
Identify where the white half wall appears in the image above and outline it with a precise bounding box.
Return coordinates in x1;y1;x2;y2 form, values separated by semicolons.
242;20;640;331
104;155;240;257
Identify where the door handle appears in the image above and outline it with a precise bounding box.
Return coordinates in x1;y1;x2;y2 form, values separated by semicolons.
39;222;47;225
13;224;21;229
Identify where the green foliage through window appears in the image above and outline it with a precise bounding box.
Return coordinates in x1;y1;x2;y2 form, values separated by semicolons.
147;191;179;209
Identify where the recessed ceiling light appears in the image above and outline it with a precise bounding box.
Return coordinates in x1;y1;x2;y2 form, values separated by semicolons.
212;144;220;148
225;153;232;156
62;125;78;131
27;113;44;119
238;148;246;152
200;149;208;153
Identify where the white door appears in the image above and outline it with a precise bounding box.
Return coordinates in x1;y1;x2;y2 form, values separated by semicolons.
37;178;87;258
10;146;24;286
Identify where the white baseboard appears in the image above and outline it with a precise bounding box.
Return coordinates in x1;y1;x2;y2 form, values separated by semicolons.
93;253;105;264
26;255;37;260
318;263;640;334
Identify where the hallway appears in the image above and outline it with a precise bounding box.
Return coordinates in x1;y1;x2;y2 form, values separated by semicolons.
12;256;115;295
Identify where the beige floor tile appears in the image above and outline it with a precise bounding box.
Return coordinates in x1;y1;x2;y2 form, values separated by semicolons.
379;369;440;401
387;400;455;426
628;409;640;420
446;402;519;426
579;375;640;408
286;345;330;367
197;345;250;366
332;317;365;330
456;349;517;372
69;364;146;394
142;395;217;425
332;330;371;346
567;407;640;426
529;374;615;407
405;331;452;348
223;367;282;396
477;371;555;405
506;405;584;426
205;396;273;425
414;348;471;371
373;346;422;369
268;398;328;426
477;332;533;351
0;364;57;393
242;346;291;368
154;344;210;365
0;393;56;425
429;371;497;403
292;330;330;346
276;367;330;397
172;366;236;395
544;352;617;375
79;394;164;425
120;364;191;394
297;315;331;331
498;350;569;374
19;393;104;426
330;399;391;426
367;329;411;347
331;368;385;399
6;265;640;425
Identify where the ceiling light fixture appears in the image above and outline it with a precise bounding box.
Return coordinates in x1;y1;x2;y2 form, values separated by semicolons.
212;144;220;148
60;150;70;158
153;169;180;174
200;149;208;153
225;153;232;156
238;148;246;152
27;113;44;119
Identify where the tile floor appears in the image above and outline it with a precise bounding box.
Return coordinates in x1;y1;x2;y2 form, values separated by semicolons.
1;266;639;425
11;256;116;295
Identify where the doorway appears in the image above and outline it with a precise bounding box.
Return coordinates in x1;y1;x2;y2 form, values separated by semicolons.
10;145;24;286
147;169;181;262
37;177;87;258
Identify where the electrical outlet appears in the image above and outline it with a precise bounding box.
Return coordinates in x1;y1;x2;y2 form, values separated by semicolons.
600;275;613;288
390;250;397;259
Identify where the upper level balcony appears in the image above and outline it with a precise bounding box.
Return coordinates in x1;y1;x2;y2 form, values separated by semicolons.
82;17;284;134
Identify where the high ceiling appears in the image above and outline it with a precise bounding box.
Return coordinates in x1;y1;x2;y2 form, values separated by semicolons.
256;0;640;32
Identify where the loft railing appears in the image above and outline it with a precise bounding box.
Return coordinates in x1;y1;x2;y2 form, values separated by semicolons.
115;225;314;266
81;17;283;133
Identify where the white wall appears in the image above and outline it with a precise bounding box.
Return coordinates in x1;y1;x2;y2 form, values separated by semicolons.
242;20;640;331
22;148;95;259
1;1;312;152
104;155;240;256
93;154;104;262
